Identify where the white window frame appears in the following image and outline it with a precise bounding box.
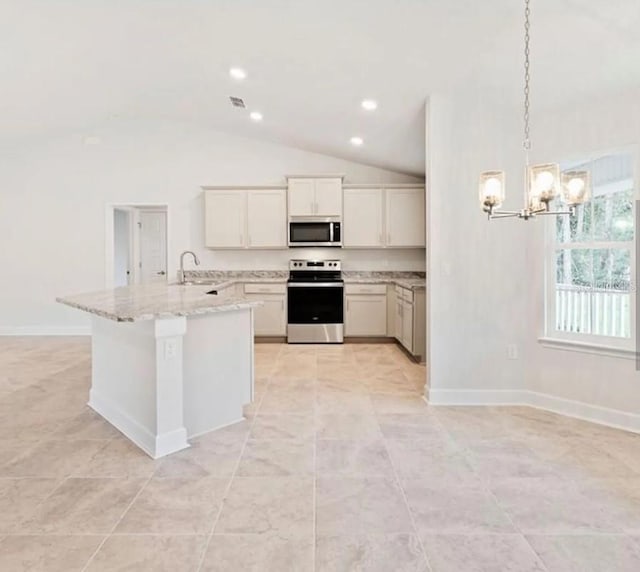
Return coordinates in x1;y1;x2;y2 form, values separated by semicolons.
543;147;638;354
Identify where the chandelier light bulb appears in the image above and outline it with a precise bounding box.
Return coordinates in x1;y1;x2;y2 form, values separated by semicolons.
535;171;555;192
567;177;585;197
561;170;591;206
478;170;506;212
483;177;502;197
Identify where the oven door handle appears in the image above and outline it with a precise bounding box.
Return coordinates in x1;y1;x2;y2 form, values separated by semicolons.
287;282;344;288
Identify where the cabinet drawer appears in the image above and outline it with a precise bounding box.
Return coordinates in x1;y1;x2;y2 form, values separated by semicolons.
244;283;286;295
345;283;387;295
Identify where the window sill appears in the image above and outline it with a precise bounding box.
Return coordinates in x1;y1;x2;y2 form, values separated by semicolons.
538;337;636;360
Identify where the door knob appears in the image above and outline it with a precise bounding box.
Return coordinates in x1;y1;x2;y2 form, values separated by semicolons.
156;271;166;275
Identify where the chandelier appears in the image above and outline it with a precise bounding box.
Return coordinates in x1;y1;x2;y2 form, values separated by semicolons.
479;0;591;220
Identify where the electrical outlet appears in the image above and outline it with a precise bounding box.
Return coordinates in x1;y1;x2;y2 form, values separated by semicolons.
164;340;178;360
507;344;519;360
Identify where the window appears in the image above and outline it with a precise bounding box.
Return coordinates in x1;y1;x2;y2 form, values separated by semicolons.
546;151;636;350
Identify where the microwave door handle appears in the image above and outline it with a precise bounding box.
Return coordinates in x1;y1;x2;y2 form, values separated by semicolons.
329;223;334;243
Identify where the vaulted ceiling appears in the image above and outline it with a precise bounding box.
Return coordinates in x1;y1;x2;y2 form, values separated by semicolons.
2;0;639;175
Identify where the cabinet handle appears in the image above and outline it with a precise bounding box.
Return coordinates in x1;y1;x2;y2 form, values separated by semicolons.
379;233;383;245
387;233;391;244
239;234;243;245
346;299;350;311
281;300;285;310
248;236;252;247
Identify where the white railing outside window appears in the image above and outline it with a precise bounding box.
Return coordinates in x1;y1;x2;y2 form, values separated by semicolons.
555;284;631;339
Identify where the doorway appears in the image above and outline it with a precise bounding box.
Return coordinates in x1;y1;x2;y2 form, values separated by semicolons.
107;204;168;288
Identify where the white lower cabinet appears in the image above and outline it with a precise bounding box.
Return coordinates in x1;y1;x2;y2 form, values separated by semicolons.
243;283;286;336
393;285;426;360
345;284;387;336
401;299;414;351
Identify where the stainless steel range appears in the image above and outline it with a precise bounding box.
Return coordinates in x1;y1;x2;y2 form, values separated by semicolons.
287;259;344;344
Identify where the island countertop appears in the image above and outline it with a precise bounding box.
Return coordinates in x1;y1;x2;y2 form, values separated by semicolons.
56;282;262;323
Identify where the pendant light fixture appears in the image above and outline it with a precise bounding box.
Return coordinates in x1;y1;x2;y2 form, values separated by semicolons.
479;0;591;220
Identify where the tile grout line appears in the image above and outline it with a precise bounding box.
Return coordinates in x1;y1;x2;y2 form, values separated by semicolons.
441;419;552;572
312;352;318;572
79;471;156;572
378;413;434;572
193;368;270;572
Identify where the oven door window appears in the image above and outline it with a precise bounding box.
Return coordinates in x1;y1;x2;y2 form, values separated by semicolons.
289;223;331;243
288;286;344;324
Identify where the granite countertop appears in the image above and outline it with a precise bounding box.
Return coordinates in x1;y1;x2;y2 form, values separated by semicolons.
56;283;262;323
185;270;426;290
342;271;426;290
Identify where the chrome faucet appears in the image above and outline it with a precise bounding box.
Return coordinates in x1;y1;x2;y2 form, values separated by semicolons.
178;250;200;284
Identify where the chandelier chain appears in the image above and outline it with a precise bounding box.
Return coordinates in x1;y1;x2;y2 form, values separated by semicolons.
523;0;531;152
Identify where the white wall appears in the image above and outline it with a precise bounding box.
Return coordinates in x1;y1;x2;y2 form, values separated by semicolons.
426;87;639;428
527;88;640;417
0;119;422;334
426;92;530;400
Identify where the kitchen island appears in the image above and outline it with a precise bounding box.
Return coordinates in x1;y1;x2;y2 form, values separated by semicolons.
57;283;261;459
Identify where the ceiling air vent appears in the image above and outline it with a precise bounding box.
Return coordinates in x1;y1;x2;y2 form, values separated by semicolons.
229;96;246;108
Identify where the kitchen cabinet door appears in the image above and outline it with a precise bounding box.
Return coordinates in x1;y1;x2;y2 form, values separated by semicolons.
314;178;343;217
246;294;286;336
247;190;287;248
204;191;246;248
395;299;403;342
287;178;316;216
386;188;426;248
343;188;384;247
401;300;414;352
345;295;387;336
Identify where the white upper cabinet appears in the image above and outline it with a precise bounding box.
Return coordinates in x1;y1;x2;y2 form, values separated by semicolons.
343;186;425;249
246;190;287;248
314;178;343;216
204;189;287;249
287;178;316;216
385;188;426;248
343;188;384;247
287;177;342;217
205;191;246;248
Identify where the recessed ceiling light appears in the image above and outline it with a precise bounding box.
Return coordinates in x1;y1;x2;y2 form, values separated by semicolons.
250;111;263;122
229;67;247;80
350;136;364;146
361;99;378;111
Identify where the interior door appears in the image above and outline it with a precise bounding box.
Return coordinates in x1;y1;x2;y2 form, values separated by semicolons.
113;208;132;286
138;210;167;283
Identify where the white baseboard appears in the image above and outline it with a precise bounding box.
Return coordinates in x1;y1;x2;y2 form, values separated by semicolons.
89;389;189;459
526;390;640;435
0;326;91;336
426;388;640;434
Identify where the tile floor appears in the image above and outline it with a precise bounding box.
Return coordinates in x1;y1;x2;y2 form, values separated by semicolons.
0;337;639;571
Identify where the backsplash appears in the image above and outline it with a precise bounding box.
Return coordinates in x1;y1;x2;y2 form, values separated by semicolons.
184;270;288;280
342;270;425;279
196;248;426;272
184;269;425;280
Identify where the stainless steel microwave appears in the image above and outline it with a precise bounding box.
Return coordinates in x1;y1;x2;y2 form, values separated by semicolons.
288;217;342;247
